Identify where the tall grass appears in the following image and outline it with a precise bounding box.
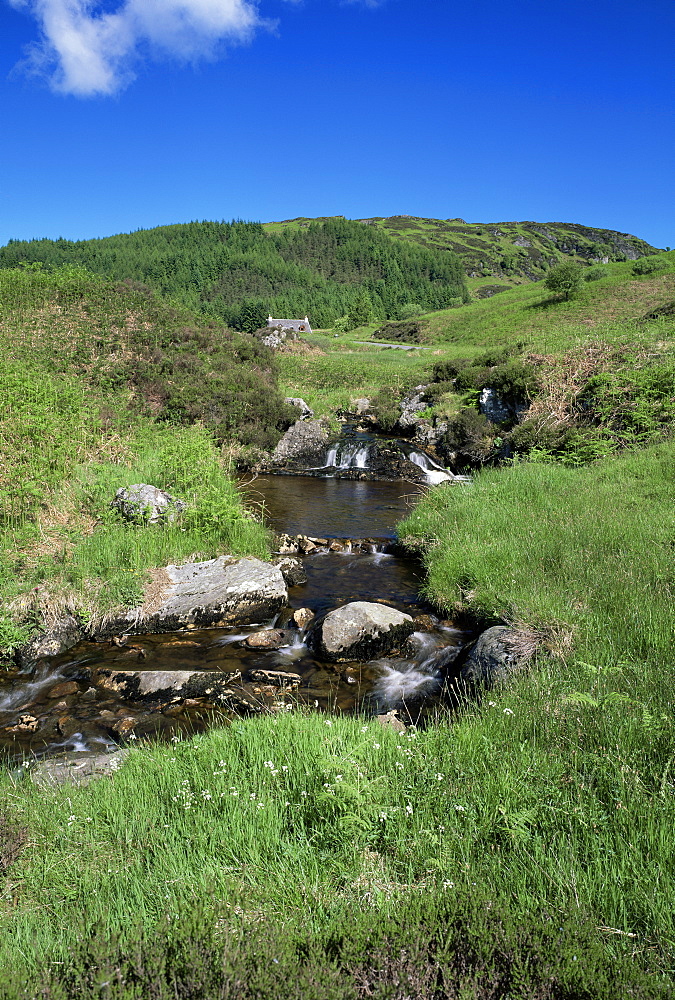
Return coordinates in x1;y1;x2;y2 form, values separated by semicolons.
1;709;672;994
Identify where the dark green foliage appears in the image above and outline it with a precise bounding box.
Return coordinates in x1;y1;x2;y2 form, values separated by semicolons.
372;319;422;343
632;256;665;276
544;261;584;300
0;218;468;330
431;358;471;382
0;266;295;452
236;300;269;334
439;408;498;469
370;388;401;432
486;359;538;403
6;896;660;1000
431;348;535;405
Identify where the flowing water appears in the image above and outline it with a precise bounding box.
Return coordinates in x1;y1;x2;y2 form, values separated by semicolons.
1;432;469;761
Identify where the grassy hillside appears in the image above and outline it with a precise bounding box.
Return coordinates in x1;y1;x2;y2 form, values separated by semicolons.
0;265;278;653
265;214;660;297
0;218;468;330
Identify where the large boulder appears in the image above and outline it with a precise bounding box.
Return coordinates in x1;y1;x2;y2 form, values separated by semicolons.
313;602;414;663
96;556;288;637
459;626;524;689
111;484;187;524
271;420;330;467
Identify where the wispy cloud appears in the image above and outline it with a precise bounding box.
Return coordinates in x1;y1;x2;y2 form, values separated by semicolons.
8;0;269;96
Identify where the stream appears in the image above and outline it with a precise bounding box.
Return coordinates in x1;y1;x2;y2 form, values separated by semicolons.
0;431;470;763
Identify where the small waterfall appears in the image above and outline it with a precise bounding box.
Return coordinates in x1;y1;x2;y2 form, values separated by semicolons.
0;666;63;713
406;449;456;485
324;441;371;470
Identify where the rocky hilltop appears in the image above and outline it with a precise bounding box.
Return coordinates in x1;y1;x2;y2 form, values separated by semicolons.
265;215;659;295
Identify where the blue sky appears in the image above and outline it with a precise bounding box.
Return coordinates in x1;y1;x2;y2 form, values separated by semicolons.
1;0;673;248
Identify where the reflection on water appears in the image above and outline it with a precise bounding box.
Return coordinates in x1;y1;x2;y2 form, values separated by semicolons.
240;475;423;539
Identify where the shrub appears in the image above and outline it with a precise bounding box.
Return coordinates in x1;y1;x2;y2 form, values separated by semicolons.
585;265;610;282
544;261;584;300
439;408;498;468
632;256;664;276
397;302;423;320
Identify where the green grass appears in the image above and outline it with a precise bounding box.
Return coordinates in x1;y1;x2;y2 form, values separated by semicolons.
421;254;675;353
2;708;672;995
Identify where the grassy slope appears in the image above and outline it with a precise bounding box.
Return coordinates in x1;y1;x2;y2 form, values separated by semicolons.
264;215;660;294
0;267;272;653
2;258;675;996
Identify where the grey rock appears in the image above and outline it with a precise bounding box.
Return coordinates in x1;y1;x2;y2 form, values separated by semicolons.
397;385;428;431
271;420;330;466
479;388;513;424
111;484;187;524
97;556;287;637
459;626;524;689
414;420;447;450
18;614;82;670
272;555;307;586
93;668;243;702
314;601;414;663
284;397;314;420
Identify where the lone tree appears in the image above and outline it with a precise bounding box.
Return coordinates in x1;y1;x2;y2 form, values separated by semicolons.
544;261;583;300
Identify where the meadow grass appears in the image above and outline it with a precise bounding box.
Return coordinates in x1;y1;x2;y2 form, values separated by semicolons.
2;706;672;995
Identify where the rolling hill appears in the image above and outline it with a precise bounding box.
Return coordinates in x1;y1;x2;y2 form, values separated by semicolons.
265;215;659;297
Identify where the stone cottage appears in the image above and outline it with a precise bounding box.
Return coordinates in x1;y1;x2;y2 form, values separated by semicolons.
267;315;313;335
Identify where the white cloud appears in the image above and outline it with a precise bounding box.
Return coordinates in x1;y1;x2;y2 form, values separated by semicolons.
8;0;268;96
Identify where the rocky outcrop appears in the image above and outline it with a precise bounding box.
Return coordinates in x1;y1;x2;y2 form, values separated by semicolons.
479;388;512;424
270;420;330;467
459;626;525;689
397;385;428;432
111;484;187;524
312;601;414;663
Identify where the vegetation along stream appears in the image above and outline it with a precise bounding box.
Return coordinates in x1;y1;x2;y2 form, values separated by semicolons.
0;431;468;762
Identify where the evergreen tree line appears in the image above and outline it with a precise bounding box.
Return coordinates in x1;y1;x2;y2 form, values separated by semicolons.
0;218;468;330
